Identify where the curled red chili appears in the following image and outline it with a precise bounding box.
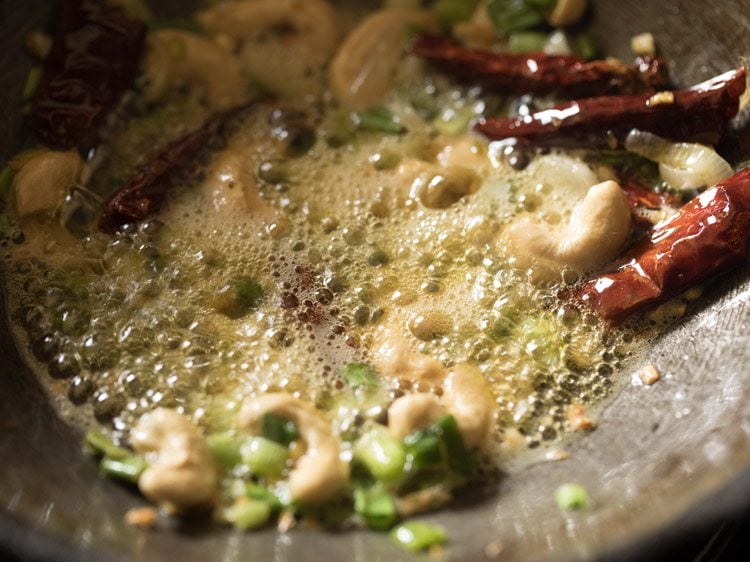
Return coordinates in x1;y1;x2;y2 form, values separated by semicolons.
32;0;146;150
98;104;251;234
573;167;750;323
475;68;746;148
411;35;668;98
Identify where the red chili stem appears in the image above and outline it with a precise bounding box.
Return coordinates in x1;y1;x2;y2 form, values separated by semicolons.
410;35;669;98
475;68;747;149
32;0;146;150
574;167;750;323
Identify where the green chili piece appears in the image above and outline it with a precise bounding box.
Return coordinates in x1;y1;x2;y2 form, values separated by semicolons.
354;486;399;531
390;521;447;552
85;430;130;460
100;455;147;484
356;106;406;135
507;31;548;52
240;436;289;478
261;413;299;446
404;431;442;471
354;427;407;483
207;432;244;470
339;363;379;389
555;483;590;511
225;499;272;530
487;0;556;36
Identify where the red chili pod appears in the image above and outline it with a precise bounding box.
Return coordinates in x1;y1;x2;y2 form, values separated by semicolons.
32;0;146;150
475;68;746;149
574;167;750;323
411;34;669;98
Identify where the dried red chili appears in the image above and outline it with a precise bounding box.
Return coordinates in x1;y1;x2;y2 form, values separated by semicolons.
98;103;251;234
475;68;746;149
411;35;668;98
574;167;750;323
32;0;146;150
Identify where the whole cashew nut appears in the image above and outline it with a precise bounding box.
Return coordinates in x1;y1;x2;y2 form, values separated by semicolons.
328;8;439;109
442;365;495;448
197;0;340;101
141;29;246;110
239;393;349;504
11;150;82;218
131;408;218;511
505;180;632;284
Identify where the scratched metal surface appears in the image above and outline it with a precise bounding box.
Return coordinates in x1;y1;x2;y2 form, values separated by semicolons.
1;1;750;561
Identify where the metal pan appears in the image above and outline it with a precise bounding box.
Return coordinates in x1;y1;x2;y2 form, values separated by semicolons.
1;1;750;560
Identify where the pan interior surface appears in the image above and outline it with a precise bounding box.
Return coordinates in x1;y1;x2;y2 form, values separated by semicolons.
1;1;750;561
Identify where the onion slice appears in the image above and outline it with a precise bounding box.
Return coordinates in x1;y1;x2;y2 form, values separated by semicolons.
624;129;733;191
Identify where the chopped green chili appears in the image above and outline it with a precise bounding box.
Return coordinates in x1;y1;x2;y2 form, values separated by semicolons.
85;430;130;460
487;0;556;36
224;499;272;530
355;106;406;135
100;455;147;484
507;31;548;53
354;486;399;530
390;521;447;552
240;436;289;478
554;483;590;511
354;427;407;483
207;432;244;470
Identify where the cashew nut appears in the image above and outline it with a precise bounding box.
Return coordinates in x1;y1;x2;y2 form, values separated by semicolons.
142;29;246;110
547;0;588;27
372;329;445;385
328;8;438;109
11;150;82;218
239;393;348;504
388;393;445;440
505;180;632;284
131;408;218;511
442;365;495;448
197;0;340;101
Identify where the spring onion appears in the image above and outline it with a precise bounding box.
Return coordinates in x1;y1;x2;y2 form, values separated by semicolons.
434;0;480;25
508;31;548;53
354;426;407;483
85;430;130;460
487;0;556;36
207;432;244;470
390;521;447;552
261;413;299;446
354;486;399;530
554;483;590;510
340;363;379;389
433;415;472;475
355;106;406;135
240;436;289;478
403;431;442;471
624;129;733;191
224;499;272;530
432;105;478;136
100;455;147;484
21;66;43;103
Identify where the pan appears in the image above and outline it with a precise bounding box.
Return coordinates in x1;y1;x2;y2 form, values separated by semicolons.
1;1;750;560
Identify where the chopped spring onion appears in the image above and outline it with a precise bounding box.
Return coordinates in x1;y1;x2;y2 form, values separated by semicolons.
434;0;480;25
85;430;130;460
507;32;548;53
433;415;473;475
100;455;147;484
261;413;299;446
207;432;244;470
240;436;289;478
340;363;379;389
487;0;556;36
21;66;43;102
355;106;406;135
354;426;407;483
554;483;590;510
354;486;399;530
224;499;272;530
390;521;447;552
624;129;733;191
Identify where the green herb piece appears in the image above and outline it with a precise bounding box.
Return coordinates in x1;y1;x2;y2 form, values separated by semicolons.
100;455;147;484
261;413;299;446
390;521;447;552
404;431;442;471
207;432;244;470
85;430;130;460
224;499;272;530
340;363;379;389
0;166;14;200
487;0;556;36
240;436;289;479
507;31;548;52
555;483;590;511
354;486;399;530
434;0;480;24
356;106;406;135
434;415;473;475
21;66;43;102
575;33;600;60
432;105;477;136
354;426;407;483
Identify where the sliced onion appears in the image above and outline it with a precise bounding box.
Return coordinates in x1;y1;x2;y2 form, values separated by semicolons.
624;129;733;191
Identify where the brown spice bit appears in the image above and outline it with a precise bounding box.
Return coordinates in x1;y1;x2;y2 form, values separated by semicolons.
484;540;504;559
125;507;158;530
545;449;572;462
637;364;661;386
567;405;595;431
